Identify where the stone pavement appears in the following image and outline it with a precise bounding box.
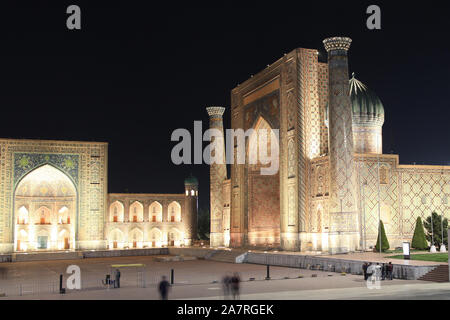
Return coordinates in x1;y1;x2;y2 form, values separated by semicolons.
187;282;450;300
0;267;423;299
0;252;443;299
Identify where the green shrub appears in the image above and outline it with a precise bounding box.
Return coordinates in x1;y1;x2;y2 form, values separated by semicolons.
375;220;390;252
411;217;428;249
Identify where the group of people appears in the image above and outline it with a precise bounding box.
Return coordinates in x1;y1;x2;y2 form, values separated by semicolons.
362;262;394;281
222;272;241;299
110;271;243;300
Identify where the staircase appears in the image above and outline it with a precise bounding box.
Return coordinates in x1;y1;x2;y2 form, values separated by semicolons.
207;250;247;263
418;265;449;283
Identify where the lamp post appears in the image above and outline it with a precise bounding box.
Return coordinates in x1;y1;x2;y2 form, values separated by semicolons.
358;155;368;252
362;180;367;251
440;170;447;253
377;138;382;255
430;212;436;253
440;212;446;252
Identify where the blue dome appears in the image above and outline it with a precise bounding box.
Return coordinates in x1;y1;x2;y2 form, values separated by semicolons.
349;73;385;126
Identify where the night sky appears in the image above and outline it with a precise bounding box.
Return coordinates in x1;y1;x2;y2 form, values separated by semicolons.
0;1;448;210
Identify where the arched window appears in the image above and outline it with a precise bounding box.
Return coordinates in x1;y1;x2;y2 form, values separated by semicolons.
35;206;51;225
17;206;29;225
149;201;162;222
110;201;124;222
149;228;162;247
129;201;143;222
58;206;70;224
168;201;181;222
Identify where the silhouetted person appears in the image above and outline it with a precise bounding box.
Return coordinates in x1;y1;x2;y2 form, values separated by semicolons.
230;272;241;300
115;269;121;288
222;273;232;299
381;263;386;280
362;262;368;280
159;276;170;300
388;262;393;280
366;263;373;280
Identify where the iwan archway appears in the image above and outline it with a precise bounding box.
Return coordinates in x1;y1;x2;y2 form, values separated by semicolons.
246;116;280;246
14;164;77;251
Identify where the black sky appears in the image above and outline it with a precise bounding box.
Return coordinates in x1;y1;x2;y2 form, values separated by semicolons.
0;1;449;210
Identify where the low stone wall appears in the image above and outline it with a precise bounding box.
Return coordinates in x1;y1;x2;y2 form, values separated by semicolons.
0;255;12;262
12;251;82;262
82;248;168;258
168;247;217;259
4;248;168;262
244;252;437;280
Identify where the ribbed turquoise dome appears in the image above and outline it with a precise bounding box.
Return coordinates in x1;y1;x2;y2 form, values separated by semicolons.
184;175;198;185
349;73;385;126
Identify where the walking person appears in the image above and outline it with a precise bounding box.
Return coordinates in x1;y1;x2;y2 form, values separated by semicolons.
115;268;121;288
222;273;231;299
158;275;171;300
230;272;241;300
381;263;386;280
362;262;368;280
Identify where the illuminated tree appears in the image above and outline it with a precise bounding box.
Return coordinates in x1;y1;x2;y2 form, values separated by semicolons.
411;217;428;250
375;220;389;252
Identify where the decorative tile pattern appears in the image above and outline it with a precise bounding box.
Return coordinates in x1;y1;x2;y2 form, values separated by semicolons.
0;139;107;251
14;153;79;186
325;38;358;234
206;107;227;247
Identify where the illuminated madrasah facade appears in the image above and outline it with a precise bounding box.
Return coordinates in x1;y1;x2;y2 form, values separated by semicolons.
208;37;450;253
0;139;198;253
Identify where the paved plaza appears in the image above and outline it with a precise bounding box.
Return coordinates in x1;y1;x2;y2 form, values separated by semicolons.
0;254;427;299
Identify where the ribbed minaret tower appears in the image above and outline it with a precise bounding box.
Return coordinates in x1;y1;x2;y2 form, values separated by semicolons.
206;106;227;247
323;37;360;253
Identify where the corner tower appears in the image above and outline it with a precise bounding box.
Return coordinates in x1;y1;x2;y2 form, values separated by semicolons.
323;37;360;253
206;106;227;247
184;175;198;245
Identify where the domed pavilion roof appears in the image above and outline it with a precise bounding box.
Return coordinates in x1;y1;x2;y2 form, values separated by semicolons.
349;73;385;126
184;175;198;185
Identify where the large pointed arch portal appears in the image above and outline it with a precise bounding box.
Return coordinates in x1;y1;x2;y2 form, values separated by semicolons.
14;164;77;251
246;116;280;246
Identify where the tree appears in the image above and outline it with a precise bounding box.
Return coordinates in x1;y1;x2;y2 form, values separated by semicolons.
423;212;448;247
375;220;390;252
197;207;210;240
411;217;428;250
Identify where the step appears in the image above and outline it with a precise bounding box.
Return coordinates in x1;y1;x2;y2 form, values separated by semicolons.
418;265;449;283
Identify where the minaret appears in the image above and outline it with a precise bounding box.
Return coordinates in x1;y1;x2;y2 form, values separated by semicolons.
206;106;227;247
184;176;198;246
323;37;360;253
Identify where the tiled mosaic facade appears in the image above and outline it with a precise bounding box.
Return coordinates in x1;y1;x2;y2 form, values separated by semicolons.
106;187;197;249
0;138;198;253
0;139;108;253
210;37;450;253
